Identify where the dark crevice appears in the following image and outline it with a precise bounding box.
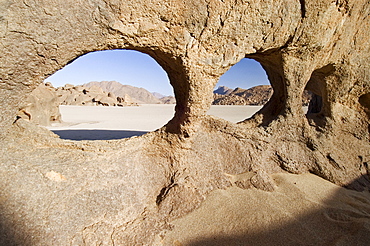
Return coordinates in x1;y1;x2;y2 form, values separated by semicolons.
156;175;177;206
299;0;306;18
12;115;22;124
359;92;370;118
327;154;342;170
307;93;323;114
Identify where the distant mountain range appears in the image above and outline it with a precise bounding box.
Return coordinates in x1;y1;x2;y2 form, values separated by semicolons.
68;81;311;106
84;81;176;104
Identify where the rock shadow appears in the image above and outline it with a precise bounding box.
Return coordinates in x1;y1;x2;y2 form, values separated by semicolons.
0;209;23;246
51;129;148;140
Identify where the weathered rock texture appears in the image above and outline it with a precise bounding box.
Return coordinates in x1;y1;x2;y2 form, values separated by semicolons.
18;82;138;126
213;85;311;105
85;80;163;104
55;83;137;107
213;85;234;95
1;0;370;245
17;82;61;126
85;80;176;104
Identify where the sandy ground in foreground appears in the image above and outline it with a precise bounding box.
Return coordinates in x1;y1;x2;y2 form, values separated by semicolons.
47;105;262;140
159;172;370;245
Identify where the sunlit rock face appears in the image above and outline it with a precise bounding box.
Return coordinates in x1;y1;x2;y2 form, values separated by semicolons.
0;0;369;245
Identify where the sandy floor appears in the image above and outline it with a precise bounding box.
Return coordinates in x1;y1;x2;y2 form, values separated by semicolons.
159;173;370;245
47;105;262;140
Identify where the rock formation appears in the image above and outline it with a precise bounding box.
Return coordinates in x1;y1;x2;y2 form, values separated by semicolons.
213;85;312;106
213;85;234;95
17;82;61;126
55;83;137;107
1;0;370;245
153;92;176;104
159;95;176;104
84;81;164;104
17;83;138;126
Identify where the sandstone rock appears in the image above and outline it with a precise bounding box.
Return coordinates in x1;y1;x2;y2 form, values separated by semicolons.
84;81;162;104
213;85;312;106
214;85;233;95
74;94;93;105
213;93;247;105
97;96;117;106
87;85;104;94
19;83;140;126
117;94;138;106
159;96;176;104
1;0;370;245
107;92;116;98
63;84;74;90
52;83;137;107
17;83;61;126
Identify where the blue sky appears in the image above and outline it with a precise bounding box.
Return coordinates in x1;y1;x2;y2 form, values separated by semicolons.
45;50;269;96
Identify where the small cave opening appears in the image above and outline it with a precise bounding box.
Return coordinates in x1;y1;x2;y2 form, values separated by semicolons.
303;64;335;124
306;92;322;114
359;92;370;118
18;49;176;141
207;58;271;123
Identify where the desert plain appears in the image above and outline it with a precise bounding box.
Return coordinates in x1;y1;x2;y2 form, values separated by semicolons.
47;105;263;140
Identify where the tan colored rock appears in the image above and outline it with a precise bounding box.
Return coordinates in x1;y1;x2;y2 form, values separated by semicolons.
97;96;117;106
107;92;116;98
160;96;176;104
1;0;370;245
85;81;162;104
87;85;104;95
17;83;61;126
51;83;138;107
213;85;312;106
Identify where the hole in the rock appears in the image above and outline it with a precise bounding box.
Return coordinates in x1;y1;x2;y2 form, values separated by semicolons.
18;50;176;141
306;92;322;114
304;64;336;120
359;92;370;118
208;58;271;122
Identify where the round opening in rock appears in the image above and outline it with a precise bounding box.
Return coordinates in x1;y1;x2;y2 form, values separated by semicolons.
207;58;271;123
18;50;176;141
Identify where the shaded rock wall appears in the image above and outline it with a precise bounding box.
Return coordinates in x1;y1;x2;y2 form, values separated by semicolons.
1;0;370;245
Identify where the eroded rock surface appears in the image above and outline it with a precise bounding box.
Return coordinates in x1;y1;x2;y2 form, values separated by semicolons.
55;83;137;107
1;0;370;245
17;82;61;126
213;85;312;106
17;82;138;126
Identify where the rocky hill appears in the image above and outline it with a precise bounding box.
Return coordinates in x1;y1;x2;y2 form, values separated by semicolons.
159;96;176;104
152;91;176;104
213;85;312;106
17;82;138;126
84;81;166;104
213;85;233;95
55;83;137;107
